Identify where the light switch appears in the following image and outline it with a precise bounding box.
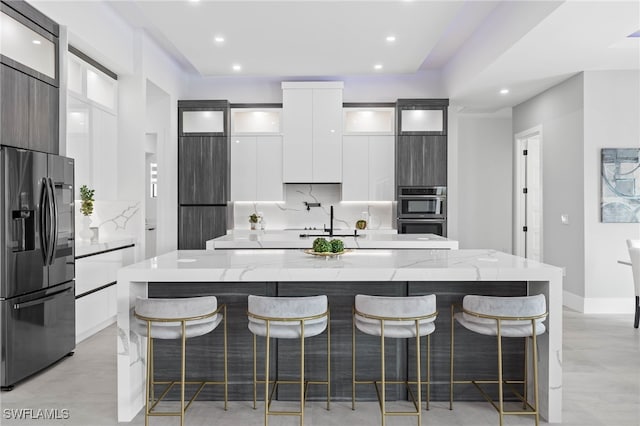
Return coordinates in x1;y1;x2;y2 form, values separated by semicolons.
561;214;569;225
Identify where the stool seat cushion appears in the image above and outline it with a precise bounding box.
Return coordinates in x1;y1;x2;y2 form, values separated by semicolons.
134;296;222;340
456;294;546;337
354;294;437;338
248;295;328;339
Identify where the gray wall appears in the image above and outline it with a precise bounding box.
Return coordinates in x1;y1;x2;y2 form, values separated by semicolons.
583;71;640;305
513;74;585;298
457;115;513;251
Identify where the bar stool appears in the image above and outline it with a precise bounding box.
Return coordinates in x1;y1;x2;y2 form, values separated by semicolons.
134;296;227;426
626;239;640;328
450;294;547;426
247;295;330;426
352;294;437;426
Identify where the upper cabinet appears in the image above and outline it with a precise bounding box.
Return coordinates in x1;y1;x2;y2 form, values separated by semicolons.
282;82;343;183
231;108;281;134
343;106;395;135
342;135;394;201
396;99;448;135
0;2;59;154
179;100;228;136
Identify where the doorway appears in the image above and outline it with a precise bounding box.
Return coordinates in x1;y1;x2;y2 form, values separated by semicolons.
514;127;543;261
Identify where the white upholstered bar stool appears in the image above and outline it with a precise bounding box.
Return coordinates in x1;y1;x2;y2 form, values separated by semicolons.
626;239;640;328
450;294;547;426
134;296;227;426
247;295;330;426
352;294;437;426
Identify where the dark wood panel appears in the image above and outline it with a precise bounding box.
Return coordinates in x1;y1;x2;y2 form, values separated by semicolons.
148;282;276;401
29;77;58;154
178;206;226;249
396;135;447;187
1;0;59;36
0;64;30;148
178;136;227;204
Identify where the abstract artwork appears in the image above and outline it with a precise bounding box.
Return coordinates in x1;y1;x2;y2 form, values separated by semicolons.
601;148;640;222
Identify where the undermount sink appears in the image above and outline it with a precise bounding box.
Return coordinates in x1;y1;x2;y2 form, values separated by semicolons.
299;232;360;238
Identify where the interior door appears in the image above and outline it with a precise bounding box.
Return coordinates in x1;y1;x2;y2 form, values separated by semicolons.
47;154;75;286
1;147;48;298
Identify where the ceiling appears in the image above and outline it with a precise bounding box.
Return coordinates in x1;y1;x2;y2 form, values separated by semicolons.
105;1;640;110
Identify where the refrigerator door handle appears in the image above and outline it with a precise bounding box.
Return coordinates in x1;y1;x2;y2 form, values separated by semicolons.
47;178;58;265
13;287;73;310
39;178;49;263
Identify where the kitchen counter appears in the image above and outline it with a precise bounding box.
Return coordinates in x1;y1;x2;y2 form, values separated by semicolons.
206;230;458;250
117;248;561;423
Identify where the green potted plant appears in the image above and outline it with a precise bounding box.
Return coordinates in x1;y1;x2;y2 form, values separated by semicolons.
249;213;260;230
79;185;95;240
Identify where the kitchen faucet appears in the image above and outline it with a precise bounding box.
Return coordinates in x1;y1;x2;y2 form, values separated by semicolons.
324;205;334;237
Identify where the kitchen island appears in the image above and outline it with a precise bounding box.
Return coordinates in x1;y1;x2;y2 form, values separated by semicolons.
117;249;561;423
206;230;459;249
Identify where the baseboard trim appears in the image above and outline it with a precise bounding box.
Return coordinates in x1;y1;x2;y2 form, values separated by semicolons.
563;290;635;314
75;315;116;344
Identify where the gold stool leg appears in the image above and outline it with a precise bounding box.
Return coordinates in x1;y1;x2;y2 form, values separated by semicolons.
523;335;528;410
415;325;422;426
253;333;257;410
300;320;305;426
145;324;151;426
380;320;386;426
426;333;431;411
180;322;186;426
497;321;504;426
223;305;228;410
533;323;540;426
352;309;356;411
264;322;270;426
327;312;331;411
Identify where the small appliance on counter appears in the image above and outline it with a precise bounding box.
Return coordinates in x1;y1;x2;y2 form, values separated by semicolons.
397;186;447;236
0;147;75;390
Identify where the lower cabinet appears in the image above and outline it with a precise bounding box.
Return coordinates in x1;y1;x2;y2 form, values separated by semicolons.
75;244;135;343
178;206;227;249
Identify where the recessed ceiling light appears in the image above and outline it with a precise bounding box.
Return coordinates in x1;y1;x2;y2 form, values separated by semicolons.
214;36;225;43
374;64;383;70
32;39;41;45
628;30;640;38
188;0;200;3
232;64;242;71
386;36;396;42
499;88;509;95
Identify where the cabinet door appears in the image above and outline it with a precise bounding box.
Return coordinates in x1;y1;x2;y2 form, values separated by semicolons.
1;65;30;148
256;136;283;201
179;136;228;204
396;135;447;186
312;89;342;182
282;89;312;182
369;135;395;200
92;107;118;200
423;135;447;186
342;136;369;201
178;206;227;249
28;77;58;154
230;136;257;201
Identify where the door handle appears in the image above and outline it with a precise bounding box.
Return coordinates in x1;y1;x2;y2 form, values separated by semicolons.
13;287;73;310
47;178;58;265
39;178;49;263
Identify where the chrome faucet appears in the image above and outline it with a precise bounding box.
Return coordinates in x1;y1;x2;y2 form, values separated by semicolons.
324;205;334;237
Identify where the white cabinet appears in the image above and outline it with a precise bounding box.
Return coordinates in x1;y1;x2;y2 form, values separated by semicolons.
342;135;394;201
75;243;134;343
231;136;283;201
282;82;343;182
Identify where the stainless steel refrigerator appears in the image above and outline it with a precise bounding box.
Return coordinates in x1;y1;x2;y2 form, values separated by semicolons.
0;146;75;390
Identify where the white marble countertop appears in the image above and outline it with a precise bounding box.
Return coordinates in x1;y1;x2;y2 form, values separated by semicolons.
121;248;560;283
76;237;136;258
206;230;459;250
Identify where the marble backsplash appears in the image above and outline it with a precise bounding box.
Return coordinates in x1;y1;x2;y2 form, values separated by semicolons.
232;184;394;230
75;200;142;242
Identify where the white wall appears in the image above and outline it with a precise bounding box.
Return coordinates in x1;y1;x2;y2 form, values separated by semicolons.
185;70;445;103
583;71;640;310
513;74;586;299
456;114;512;251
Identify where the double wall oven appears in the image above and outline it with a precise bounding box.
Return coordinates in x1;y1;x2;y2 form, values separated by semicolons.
397;186;447;236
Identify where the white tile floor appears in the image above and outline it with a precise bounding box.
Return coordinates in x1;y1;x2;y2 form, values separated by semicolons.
1;309;639;425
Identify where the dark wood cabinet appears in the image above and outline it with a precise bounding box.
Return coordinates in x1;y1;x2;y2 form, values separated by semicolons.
177;100;230;248
0;64;58;154
178;206;227;249
178;136;227;204
396;135;447;186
